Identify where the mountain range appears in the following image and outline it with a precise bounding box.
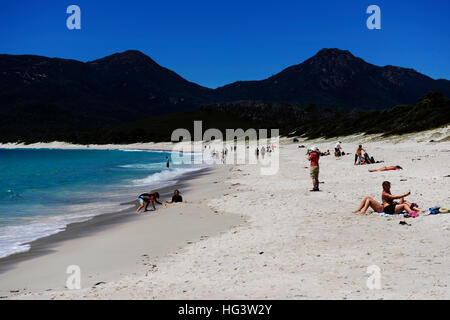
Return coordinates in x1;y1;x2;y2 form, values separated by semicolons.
0;48;449;142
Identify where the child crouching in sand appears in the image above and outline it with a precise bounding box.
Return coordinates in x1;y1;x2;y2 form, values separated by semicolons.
136;192;162;213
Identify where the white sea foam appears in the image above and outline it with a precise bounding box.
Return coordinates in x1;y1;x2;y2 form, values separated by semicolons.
119;162;165;170
132;167;205;187
0;202;121;259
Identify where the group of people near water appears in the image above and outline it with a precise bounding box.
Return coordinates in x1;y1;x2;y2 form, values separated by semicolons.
136;189;183;214
135;155;183;214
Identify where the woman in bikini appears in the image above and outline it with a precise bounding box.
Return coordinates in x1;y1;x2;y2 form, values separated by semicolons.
381;181;421;214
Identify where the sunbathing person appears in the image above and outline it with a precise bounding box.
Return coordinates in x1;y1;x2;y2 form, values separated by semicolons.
369;165;403;172
353;196;383;214
398;198;423;212
381;181;418;214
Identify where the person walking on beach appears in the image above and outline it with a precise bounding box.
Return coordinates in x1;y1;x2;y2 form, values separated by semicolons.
307;146;320;191
136;192;162;213
166;156;170;168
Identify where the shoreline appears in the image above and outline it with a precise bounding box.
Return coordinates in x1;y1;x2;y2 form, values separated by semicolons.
0;141;180;152
0;148;212;260
0;168;197;270
0;165;243;297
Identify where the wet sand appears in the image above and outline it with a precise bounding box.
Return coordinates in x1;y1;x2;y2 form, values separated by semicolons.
0;166;242;297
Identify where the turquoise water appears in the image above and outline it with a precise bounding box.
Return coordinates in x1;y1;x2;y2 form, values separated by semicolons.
0;149;203;258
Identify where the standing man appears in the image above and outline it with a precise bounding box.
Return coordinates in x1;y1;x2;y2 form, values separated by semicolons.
308;146;320;191
166;156;170;168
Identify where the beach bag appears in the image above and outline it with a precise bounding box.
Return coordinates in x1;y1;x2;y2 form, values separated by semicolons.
428;207;441;215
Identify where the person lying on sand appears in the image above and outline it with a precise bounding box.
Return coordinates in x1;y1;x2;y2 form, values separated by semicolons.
136;192;162;213
369;165;403;172
166;189;183;203
381;181;421;214
398;198;423;212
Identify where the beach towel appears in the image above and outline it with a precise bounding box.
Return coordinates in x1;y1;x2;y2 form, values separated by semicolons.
379;210;407;217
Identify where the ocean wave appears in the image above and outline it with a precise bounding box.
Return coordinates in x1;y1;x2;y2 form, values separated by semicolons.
118;149;159;152
132;167;205;187
119;162;165;170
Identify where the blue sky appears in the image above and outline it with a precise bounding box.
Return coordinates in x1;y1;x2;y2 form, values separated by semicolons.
0;0;449;88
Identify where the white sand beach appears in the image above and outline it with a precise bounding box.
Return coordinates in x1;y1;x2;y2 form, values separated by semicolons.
1;127;449;299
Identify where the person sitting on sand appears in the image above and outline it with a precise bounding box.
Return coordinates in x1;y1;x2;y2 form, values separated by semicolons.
334;141;342;157
353;196;383;215
136;192;162;213
167;189;183;203
369;165;403;172
381;181;419;215
363;152;373;164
